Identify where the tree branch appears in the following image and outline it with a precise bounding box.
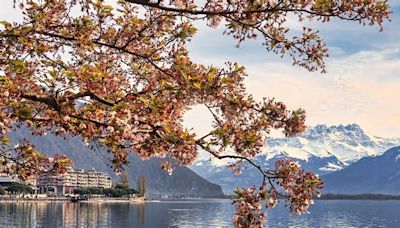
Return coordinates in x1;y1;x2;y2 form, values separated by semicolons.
125;0;370;21
62;91;115;107
20;94;61;111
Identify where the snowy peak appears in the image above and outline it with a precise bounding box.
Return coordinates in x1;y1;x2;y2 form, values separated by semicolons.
191;124;400;194
306;124;370;144
265;124;400;163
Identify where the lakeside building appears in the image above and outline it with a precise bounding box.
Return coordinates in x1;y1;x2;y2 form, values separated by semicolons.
37;167;113;196
0;173;39;193
0;175;19;188
0;167;20;188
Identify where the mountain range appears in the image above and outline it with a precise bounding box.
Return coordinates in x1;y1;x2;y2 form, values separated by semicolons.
5;123;400;196
191;124;400;194
7;126;224;197
323;146;400;194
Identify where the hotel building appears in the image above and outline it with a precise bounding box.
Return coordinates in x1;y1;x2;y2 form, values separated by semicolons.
37;167;113;196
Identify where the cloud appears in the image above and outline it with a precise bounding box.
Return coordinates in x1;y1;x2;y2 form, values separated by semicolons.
186;21;400;138
0;2;23;22
246;47;400;136
185;47;400;140
188;1;400;63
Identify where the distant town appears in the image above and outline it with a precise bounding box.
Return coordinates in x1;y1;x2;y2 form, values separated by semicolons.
0;161;146;202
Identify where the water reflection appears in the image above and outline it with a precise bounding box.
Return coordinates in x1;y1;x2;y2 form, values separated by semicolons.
0;202;135;227
0;200;399;227
267;200;400;228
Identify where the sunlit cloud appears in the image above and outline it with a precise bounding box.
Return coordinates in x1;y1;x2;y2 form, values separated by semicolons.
185;2;400;138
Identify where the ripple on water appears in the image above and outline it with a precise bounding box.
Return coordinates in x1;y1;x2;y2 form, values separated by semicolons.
0;200;399;227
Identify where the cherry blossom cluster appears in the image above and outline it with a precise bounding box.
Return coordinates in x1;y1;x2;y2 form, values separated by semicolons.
275;159;323;215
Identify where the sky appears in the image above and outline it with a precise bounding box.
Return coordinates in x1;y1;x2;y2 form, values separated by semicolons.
0;1;399;138
184;1;400;138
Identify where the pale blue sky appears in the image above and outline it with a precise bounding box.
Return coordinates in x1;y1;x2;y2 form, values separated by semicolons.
184;2;400;138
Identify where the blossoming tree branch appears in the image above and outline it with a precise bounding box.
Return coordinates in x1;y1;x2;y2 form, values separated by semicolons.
0;0;390;226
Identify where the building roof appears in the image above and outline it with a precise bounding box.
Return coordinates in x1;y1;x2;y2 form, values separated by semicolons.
0;176;19;183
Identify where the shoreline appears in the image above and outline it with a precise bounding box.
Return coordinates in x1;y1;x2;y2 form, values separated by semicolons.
0;196;145;203
2;193;400;202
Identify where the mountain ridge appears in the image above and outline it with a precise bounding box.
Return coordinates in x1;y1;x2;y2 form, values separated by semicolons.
323;146;400;194
191;124;400;194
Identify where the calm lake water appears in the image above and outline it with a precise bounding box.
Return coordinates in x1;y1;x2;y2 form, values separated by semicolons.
0;199;399;227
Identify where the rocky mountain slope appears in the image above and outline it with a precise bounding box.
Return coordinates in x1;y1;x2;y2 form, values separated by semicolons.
323;146;400;194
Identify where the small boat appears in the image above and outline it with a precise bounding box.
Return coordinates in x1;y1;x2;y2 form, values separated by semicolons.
70;195;89;202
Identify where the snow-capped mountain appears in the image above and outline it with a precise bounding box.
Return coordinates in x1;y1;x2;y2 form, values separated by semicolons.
191;124;400;194
266;123;400;164
192;153;347;194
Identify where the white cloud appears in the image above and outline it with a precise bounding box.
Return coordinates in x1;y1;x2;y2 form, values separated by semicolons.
184;3;400;138
186;39;400;138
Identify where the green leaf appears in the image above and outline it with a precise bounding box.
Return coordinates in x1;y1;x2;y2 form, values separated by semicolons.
0;136;10;146
138;96;149;105
112;101;126;111
19;107;32;118
188;26;197;35
10;60;26;73
193;82;201;89
0;21;12;29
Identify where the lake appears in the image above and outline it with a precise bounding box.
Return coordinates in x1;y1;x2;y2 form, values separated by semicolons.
0;199;399;227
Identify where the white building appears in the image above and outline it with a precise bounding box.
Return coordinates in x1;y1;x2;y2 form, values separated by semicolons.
37;167;113;196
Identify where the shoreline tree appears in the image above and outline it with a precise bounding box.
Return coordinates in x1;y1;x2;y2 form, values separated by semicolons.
0;0;390;226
